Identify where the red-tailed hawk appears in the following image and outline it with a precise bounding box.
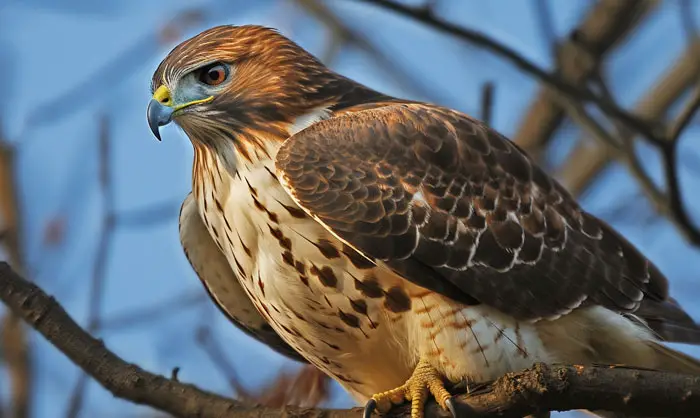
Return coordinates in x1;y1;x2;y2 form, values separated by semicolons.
147;25;700;418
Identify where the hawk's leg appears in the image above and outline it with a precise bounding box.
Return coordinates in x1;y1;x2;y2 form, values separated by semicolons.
363;358;457;418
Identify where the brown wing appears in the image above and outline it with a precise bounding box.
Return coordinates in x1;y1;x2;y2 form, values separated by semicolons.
275;103;670;321
179;193;307;362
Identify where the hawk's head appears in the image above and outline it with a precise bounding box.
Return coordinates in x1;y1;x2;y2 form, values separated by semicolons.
147;25;340;145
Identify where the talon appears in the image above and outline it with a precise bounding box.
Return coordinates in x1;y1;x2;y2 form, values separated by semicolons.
445;397;457;418
365;358;453;418
363;398;377;418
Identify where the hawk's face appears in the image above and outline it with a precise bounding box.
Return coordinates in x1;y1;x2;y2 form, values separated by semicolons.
147;25;337;143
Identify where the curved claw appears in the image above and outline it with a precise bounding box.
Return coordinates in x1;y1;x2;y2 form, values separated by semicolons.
444;397;458;418
363;398;377;418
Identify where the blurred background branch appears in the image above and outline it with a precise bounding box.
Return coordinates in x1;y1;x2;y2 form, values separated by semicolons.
0;124;32;418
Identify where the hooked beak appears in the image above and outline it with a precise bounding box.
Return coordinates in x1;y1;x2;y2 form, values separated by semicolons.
147;85;175;141
147;85;213;141
147;99;173;141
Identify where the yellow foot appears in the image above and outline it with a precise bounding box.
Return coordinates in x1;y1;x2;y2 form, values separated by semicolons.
363;359;457;418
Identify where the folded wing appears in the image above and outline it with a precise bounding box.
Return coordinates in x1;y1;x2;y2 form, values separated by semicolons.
275;103;675;323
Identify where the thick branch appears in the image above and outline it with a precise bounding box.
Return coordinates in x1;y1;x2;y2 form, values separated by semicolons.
515;0;658;155
0;262;357;418
3;262;700;417
558;42;700;196
401;363;700;418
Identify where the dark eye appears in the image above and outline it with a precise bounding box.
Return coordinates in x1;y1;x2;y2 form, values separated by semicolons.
198;63;229;86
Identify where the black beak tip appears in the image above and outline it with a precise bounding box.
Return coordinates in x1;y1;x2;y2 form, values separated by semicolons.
147;99;172;141
150;125;162;141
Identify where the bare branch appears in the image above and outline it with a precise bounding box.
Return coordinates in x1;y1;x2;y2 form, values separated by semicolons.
519;0;659;155
3;262;700;417
195;325;247;398
299;0;472;105
0;125;31;418
98;292;206;332
0;313;30;418
357;0;662;144
532;0;558;55
680;0;699;45
0;262;360;418
113;199;183;229
657;84;700;245
668;83;700;143
24;9;205;130
558;42;700;196
65;115;115;418
196;323;332;408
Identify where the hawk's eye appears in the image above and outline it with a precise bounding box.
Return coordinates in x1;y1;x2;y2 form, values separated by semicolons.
198;63;229;86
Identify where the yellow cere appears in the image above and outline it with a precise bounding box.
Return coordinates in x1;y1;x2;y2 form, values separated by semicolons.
152;85;172;105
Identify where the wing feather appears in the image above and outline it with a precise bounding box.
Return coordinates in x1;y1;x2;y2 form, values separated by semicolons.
275;103;670;322
179;193;306;361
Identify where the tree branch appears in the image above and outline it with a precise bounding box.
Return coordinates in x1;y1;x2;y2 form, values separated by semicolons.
557;42;700;196
357;0;662;143
0;262;359;418
298;0;450;104
2;261;700;417
517;0;659;155
0;125;32;418
480;82;495;126
64;115;115;418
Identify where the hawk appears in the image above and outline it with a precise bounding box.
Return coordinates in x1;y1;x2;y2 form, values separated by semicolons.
147;25;700;418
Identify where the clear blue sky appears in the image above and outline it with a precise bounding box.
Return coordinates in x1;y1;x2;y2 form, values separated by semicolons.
1;1;699;417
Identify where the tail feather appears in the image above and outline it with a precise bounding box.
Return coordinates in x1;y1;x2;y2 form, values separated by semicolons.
647;341;700;375
635;298;700;345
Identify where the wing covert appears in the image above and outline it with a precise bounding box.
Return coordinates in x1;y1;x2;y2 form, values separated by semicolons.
275;103;668;321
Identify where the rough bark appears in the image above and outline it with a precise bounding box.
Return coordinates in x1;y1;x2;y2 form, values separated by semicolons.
2;262;700;417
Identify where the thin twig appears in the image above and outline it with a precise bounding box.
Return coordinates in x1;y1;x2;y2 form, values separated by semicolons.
98;292;206;332
533;0;558;54
680;0;700;45
0;125;32;418
479;82;494;126
659;85;700;244
64;115;115;418
113;199;183;229
668;84;700;143
23;9;205;132
558;42;700;196
195;326;248;398
297;0;453;104
358;0;662;141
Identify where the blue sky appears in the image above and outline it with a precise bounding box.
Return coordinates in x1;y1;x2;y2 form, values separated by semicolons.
1;1;699;417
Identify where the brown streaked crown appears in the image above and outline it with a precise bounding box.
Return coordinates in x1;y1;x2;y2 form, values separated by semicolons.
152;25;352;136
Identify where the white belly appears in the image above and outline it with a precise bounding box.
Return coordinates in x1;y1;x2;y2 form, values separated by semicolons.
196;160;417;396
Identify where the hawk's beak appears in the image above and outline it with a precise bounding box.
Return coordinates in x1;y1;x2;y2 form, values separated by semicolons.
147;86;174;141
147;85;214;141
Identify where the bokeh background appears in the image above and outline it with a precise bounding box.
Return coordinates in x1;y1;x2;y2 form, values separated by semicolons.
1;1;700;417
